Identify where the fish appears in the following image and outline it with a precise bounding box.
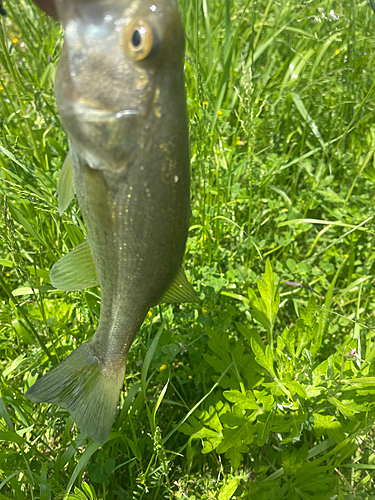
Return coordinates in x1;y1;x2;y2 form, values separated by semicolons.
26;0;198;444
31;0;58;18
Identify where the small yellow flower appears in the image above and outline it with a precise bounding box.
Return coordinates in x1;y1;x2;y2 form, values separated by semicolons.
343;94;346;97
216;149;220;154
147;311;152;317
218;110;223;115
202;308;208;314
236;140;244;146
335;49;339;55
203;101;209;106
159;364;167;371
344;254;349;258
0;86;3;91
6;273;10;277
281;208;288;213
12;38;18;44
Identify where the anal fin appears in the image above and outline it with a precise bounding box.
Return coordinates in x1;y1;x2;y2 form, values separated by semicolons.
160;267;199;304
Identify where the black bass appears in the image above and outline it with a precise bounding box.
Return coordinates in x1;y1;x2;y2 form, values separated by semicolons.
26;0;197;444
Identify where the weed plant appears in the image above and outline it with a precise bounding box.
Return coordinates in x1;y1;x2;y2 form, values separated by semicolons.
1;0;375;498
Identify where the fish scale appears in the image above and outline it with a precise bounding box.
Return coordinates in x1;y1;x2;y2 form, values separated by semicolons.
26;0;198;444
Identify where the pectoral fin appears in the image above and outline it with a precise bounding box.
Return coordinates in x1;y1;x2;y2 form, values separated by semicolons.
57;150;75;216
50;241;99;291
160;268;199;304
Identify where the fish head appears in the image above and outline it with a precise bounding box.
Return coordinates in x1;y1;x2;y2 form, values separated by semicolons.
55;0;186;171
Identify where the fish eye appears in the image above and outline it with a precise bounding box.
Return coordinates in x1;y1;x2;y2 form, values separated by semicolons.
123;20;156;61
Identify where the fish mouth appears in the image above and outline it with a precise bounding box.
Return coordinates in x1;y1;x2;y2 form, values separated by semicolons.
60;95;142;172
71;99;139;122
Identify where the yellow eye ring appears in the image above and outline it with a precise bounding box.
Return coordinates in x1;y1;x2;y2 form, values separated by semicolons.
123;20;154;61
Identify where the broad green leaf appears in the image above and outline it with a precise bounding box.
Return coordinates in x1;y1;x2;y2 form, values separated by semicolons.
217;422;256;454
343;377;375;388
218;478;241;500
257;260;275;318
162;363;234;445
0;431;24;445
236;322;265;351
81;483;97;500
299;296;317;328
313;414;342;438
67;488;89;500
12;286;53;296
305;385;324;397
263;381;291;398
260;394;275;413
312;360;329;386
247;287;271;331
328;397;368;418
221;411;249;427
199;405;224;433
0;258;13;267
247;260;280;339
286;381;306;398
257;411;274;447
223;445;248;470
87;460;115;484
282;325;296;357
223;390;259;410
174;415;202;437
272;411;307;436
199;429;223;453
203;353;229;373
294;319;311;358
251;339;276;377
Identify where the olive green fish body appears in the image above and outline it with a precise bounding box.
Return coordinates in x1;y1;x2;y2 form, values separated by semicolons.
72;125;190;367
26;0;193;443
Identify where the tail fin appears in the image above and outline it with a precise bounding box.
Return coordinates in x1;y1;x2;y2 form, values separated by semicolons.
25;342;125;444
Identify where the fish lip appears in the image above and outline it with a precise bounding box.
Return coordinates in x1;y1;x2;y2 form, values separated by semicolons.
70;100;139;121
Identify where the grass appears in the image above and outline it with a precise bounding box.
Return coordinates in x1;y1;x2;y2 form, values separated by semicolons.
1;0;375;498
